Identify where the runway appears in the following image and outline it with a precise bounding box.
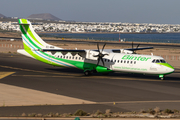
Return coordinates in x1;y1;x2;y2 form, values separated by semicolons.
0;53;180;116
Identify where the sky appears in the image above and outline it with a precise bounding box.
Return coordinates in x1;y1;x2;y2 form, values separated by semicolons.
1;0;180;24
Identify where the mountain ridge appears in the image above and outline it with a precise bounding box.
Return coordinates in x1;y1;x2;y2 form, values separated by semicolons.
0;13;6;18
27;13;61;21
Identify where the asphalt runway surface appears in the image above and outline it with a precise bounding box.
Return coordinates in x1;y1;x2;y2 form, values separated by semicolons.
0;53;180;116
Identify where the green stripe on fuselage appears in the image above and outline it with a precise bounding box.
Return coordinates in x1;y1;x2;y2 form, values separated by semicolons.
157;63;174;69
24;43;110;72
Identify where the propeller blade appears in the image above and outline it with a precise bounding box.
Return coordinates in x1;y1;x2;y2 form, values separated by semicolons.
97;43;100;53
133;44;140;54
100;57;105;66
102;43;106;52
136;44;140;49
96;58;100;66
132;41;133;49
93;55;99;57
103;53;109;56
95;43;107;67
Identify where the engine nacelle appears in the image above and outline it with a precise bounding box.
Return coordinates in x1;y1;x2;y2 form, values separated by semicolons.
120;49;133;54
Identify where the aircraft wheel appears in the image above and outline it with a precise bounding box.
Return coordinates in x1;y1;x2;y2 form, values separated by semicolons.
159;75;165;80
84;70;92;76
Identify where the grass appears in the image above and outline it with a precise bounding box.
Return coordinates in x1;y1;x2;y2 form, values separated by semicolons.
164;109;173;114
14;108;180;118
74;109;87;116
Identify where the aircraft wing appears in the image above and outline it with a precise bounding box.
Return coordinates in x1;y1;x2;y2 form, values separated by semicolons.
125;47;153;51
41;46;153;54
41;49;86;52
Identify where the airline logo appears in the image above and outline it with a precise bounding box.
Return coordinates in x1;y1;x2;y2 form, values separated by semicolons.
122;55;151;61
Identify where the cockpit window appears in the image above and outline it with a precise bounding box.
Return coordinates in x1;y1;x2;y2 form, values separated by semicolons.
160;59;166;63
156;60;160;63
152;59;166;63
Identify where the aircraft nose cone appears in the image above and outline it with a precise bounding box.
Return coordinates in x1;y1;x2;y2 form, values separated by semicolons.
166;65;174;73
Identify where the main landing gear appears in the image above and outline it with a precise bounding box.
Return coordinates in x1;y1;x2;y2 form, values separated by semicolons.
84;70;92;76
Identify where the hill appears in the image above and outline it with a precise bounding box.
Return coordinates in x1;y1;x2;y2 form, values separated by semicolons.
27;13;61;21
0;13;6;18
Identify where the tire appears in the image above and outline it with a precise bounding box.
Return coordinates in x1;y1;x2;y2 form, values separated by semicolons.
84;70;91;76
161;77;164;80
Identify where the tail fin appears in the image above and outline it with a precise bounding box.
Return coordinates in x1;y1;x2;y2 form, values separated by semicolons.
18;19;52;50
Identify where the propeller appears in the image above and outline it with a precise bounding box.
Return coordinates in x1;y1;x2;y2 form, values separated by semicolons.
93;43;108;67
132;42;140;54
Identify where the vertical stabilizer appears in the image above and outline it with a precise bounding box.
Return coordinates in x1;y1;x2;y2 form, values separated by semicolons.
18;19;52;50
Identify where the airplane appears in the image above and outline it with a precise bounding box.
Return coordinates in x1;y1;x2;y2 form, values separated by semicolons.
17;19;174;80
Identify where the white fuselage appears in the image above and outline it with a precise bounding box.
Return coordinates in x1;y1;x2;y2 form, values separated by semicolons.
52;51;174;75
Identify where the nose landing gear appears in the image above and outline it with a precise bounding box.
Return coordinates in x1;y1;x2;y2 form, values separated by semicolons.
159;74;165;80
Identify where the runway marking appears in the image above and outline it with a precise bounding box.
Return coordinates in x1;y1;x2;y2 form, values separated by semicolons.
96;100;180;104
0;72;15;79
0;65;78;76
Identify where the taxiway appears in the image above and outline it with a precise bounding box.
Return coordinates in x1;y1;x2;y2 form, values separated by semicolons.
0;53;180;116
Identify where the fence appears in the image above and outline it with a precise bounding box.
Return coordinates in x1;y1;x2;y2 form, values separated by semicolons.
0;44;23;49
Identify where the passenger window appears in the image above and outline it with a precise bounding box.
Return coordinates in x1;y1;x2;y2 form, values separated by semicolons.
69;56;71;59
111;60;113;62
127;61;129;64
156;60;160;63
124;61;126;63
108;60;110;62
66;56;68;59
76;57;77;59
72;57;74;59
105;59;106;62
79;57;81;60
131;61;133;64
134;61;136;64
121;60;123;63
60;56;62;58
114;60;116;62
117;60;119;63
152;59;155;63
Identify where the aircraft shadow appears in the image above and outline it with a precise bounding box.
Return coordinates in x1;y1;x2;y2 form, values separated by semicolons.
45;67;180;81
